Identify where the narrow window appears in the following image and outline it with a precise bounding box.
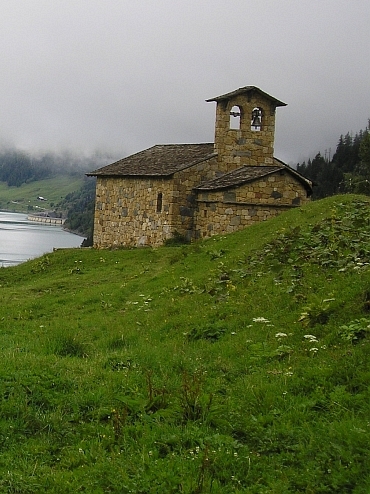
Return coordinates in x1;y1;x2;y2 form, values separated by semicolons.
156;192;163;213
251;107;262;131
229;105;241;130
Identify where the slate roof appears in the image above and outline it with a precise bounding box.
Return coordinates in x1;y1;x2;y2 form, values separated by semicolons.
206;86;287;107
87;143;216;177
195;159;313;195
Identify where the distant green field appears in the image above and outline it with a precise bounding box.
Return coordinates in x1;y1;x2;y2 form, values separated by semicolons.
0;175;84;213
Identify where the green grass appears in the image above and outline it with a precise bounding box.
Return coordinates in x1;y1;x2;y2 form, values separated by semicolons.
0;194;370;492
0;175;84;213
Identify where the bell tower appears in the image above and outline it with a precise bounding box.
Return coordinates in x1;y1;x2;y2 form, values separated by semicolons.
206;86;287;172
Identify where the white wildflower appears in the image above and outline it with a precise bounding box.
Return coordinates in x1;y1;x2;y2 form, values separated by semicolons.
253;317;270;323
275;332;287;338
304;334;318;342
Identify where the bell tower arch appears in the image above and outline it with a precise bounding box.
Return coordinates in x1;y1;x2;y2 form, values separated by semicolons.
206;86;287;172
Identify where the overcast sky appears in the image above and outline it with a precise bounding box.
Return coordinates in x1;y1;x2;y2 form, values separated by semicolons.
1;0;369;165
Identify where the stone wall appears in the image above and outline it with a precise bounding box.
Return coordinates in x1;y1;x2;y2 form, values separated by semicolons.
194;171;310;238
93;177;174;248
93;155;220;248
169;155;219;239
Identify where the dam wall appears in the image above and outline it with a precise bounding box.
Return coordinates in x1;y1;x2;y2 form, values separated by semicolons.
27;214;65;225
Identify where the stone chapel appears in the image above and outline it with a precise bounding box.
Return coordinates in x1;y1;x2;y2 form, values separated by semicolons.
87;86;313;248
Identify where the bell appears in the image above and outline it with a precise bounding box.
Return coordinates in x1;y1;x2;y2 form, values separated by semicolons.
251;109;262;129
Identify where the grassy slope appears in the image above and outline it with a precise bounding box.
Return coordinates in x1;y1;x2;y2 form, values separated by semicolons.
0;176;84;213
0;194;370;493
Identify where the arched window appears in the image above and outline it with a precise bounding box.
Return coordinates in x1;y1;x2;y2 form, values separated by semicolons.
156;192;163;213
251;107;262;131
229;105;241;130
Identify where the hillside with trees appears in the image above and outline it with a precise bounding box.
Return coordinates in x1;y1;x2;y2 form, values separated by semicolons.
297;121;370;198
57;177;96;245
0;148;117;242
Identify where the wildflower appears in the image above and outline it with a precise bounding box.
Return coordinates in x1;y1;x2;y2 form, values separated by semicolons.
310;347;318;352
253;317;270;323
275;332;287;338
304;334;318;342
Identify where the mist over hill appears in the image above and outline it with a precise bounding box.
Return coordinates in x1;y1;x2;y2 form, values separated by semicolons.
0;147;120;187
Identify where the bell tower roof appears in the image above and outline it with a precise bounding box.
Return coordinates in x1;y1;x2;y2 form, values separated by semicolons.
206;86;287;108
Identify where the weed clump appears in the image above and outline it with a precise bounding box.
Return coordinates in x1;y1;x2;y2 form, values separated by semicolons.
186;324;227;342
338;318;370;343
53;335;87;357
164;230;190;246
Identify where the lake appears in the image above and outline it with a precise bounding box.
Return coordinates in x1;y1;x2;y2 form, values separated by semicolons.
0;211;85;267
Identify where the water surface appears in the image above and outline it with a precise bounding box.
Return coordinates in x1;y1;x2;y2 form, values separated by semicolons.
0;211;85;267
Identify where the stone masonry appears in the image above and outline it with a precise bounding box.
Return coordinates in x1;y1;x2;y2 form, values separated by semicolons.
195;170;310;238
93;154;220;248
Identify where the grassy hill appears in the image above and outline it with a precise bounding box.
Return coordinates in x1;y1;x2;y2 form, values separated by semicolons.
0;194;369;493
0;175;84;213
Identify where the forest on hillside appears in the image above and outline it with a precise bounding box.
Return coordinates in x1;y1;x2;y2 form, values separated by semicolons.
297;121;370;198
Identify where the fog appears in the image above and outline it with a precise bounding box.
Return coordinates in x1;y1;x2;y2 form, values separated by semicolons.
1;1;369;165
